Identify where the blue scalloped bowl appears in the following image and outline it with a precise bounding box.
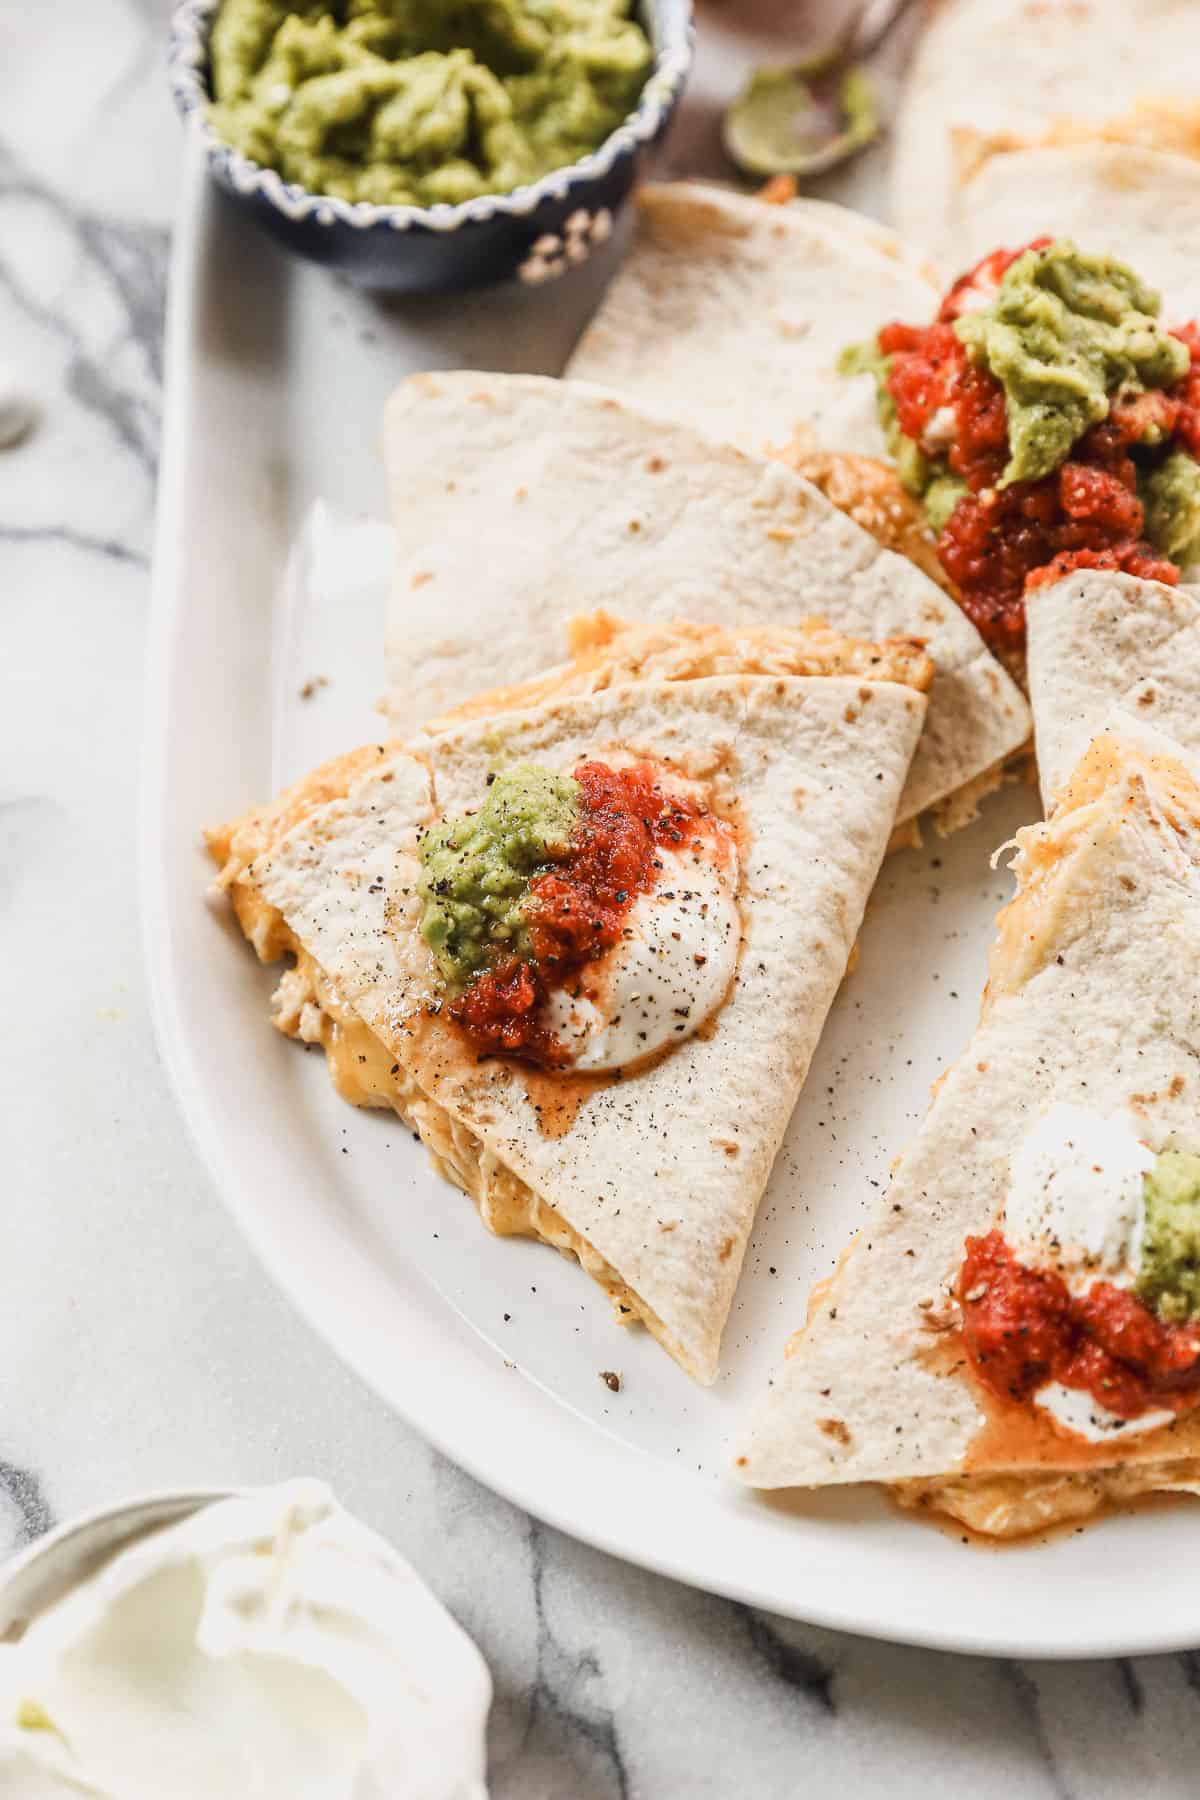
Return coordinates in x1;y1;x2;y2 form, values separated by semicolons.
168;0;692;293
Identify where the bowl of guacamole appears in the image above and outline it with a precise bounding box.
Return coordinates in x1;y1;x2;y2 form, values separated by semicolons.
168;0;692;292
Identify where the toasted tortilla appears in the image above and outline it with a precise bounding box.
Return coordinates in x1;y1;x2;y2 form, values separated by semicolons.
563;181;939;459
383;372;1029;825
959;145;1200;324
892;0;1200;273
211;627;928;1384
734;718;1200;1532
428;613;935;731
769;449;957;608
953;97;1200;190
1028;572;1200;812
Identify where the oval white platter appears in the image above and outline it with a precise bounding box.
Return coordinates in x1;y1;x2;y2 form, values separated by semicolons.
144;140;1200;1658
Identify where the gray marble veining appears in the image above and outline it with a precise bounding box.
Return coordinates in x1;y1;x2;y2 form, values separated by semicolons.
4;5;1200;1795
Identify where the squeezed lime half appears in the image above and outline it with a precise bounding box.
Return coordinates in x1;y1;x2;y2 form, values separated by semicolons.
723;63;879;179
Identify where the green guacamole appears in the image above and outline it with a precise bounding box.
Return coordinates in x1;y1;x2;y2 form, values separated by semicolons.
207;0;652;207
956;243;1190;487
418;763;579;986
1141;450;1200;567
843;240;1200;570
838;341;969;523
1136;1151;1200;1324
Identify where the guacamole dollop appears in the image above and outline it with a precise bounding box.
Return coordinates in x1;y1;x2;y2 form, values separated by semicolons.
956;243;1191;487
840;238;1200;650
1136;1150;1200;1324
207;0;652;207
418;763;579;986
1141;450;1200;567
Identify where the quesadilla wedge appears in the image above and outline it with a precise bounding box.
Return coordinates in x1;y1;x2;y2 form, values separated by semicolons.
210;620;930;1384
383;371;1029;827
891;0;1200;273
960;145;1200;323
1028;572;1200;812
563;180;939;460
953;97;1200;192
735;718;1200;1533
768;449;958;610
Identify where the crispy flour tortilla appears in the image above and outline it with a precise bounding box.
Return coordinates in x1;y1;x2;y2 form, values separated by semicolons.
211;647;928;1383
959;145;1200;323
892;0;1200;273
771;450;958;608
382;372;1029;824
953;98;1200;190
735;720;1200;1532
564;181;939;459
1028;572;1200;812
427;613;935;729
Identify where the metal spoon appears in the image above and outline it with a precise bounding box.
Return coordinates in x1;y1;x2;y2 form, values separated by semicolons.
722;0;922;181
0;1490;225;1643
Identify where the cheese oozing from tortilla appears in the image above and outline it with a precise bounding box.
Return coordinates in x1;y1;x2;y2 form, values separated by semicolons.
1004;1102;1154;1290
539;841;739;1072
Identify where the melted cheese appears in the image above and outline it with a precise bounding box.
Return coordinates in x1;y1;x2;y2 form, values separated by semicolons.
987;730;1200;1008
222;820;696;1365
894;1460;1200;1539
271;939;676;1347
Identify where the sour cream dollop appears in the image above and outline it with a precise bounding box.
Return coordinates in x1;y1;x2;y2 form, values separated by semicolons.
0;1481;490;1800
1035;1381;1175;1444
1003;1104;1167;1440
539;838;740;1071
1004;1102;1155;1290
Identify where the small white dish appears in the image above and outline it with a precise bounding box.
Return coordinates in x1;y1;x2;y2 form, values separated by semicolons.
0;1483;492;1797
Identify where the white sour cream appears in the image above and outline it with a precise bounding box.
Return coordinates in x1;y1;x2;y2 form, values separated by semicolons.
1004;1102;1155;1291
1003;1105;1170;1444
0;1481;490;1800
922;404;957;452
1034;1382;1174;1444
539;838;740;1071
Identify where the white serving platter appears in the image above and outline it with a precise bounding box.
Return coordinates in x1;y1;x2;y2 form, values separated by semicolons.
144;138;1200;1657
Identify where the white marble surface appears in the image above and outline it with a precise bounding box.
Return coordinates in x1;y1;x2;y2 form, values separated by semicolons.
6;4;1200;1794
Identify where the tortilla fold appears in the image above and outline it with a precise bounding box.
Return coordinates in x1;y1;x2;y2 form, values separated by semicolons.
960;145;1200;323
734;717;1200;1532
892;0;1200;274
383;371;1029;826
211;625;929;1383
1028;571;1200;812
564;180;939;459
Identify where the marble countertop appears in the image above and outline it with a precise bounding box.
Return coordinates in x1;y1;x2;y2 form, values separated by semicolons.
5;3;1200;1793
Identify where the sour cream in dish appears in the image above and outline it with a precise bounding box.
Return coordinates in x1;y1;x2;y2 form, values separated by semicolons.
0;1481;490;1800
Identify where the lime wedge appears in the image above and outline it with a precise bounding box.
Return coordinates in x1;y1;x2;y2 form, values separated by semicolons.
723;63;879;179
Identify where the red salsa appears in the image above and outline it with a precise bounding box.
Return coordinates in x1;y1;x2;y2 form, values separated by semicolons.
959;1230;1200;1425
877;247;1200;654
449;761;715;1067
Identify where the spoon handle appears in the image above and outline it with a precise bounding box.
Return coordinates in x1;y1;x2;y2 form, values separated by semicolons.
851;0;924;62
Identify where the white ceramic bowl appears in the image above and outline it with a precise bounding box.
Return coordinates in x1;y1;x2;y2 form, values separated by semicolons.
167;0;693;292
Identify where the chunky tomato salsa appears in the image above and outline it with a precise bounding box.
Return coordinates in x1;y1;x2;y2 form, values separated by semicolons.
959;1231;1200;1425
850;239;1200;654
446;761;714;1067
